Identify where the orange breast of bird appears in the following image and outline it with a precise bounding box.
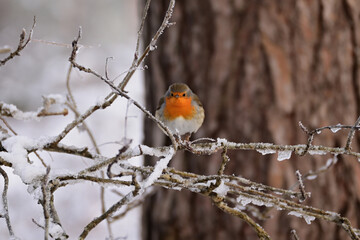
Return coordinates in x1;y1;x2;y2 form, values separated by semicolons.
163;96;195;120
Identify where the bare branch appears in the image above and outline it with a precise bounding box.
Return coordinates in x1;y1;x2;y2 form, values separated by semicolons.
345;115;360;151
135;0;152;59
119;0;175;91
291;229;300;240
0;167;15;237
41;166;51;240
66;32;178;148
0;16;36;66
2;2;360;240
1;94;68;120
299;120;360;156
0;117;17;135
295;170;307;202
105;57;113;80
78;187;141;240
212;197;271;240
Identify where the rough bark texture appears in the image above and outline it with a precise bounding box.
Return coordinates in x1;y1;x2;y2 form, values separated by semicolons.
143;1;360;239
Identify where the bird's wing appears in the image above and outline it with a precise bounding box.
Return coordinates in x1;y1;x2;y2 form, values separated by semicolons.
156;96;165;111
192;94;203;108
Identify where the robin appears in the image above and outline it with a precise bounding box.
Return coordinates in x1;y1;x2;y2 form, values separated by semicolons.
156;83;205;141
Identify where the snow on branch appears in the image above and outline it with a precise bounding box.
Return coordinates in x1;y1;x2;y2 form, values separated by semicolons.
1;1;360;240
0;94;68;120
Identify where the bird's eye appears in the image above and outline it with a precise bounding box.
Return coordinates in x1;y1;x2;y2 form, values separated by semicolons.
182;93;186;97
171;93;174;97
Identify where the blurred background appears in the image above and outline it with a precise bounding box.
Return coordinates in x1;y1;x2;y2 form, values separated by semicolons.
0;0;143;239
142;1;360;240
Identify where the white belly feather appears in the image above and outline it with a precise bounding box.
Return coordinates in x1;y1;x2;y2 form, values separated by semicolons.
162;116;200;135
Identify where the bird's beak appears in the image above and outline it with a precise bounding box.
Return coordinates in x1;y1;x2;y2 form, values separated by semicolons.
175;94;179;98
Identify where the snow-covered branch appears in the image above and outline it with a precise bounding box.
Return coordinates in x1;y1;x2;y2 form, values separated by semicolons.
1;1;360;240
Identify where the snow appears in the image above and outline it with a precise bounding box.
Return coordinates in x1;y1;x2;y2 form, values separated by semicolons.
0;1;143;239
44;94;66;104
326;211;341;221
288;211;315;224
308;150;327;155
236;195;274;208
149;43;157;51
213;180;230;197
330;123;342;133
141;148;175;189
0;136;47;184
257;149;276;155
187;180;216;193
277;150;292;161
49;222;67;239
0;102;39;121
217;138;228;145
305;174;317;180
139;144;170;158
205;138;227;152
237;195;252;206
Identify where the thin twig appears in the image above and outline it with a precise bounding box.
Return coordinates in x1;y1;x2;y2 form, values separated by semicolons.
299;120;360;156
78;187;140;240
110;188;154;221
41;166;51;240
119;0;175;91
0;117;17;135
105;57;113;80
212;197;271;240
218;146;229;175
56;0;177;149
66;64;77;110
100;171;114;240
0;167;14;237
0;16;36;66
302;155;338;182
65;56;113;238
295;170;307;202
1;99;68;120
67;32;178;148
290;229;300;240
135;0;152;59
345;115;360;151
33;151;47;168
32;138;360;239
0;116;48;168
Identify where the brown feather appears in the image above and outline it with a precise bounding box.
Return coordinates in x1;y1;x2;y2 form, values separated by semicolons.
156;96;165;111
170;83;190;93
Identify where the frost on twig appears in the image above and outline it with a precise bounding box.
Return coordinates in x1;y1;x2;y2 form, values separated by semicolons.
0;167;15;238
295;170;307;202
1;120;360;239
0;94;68;120
290;229;300;240
2;1;360;240
298;120;360;156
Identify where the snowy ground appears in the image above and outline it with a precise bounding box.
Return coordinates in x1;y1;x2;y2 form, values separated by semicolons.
0;1;143;239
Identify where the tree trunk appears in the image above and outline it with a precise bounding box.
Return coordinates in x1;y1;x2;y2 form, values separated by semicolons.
143;1;360;239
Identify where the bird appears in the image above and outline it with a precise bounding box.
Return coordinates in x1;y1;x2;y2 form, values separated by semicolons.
155;83;205;141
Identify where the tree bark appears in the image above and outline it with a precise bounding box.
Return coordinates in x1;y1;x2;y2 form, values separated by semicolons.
143;1;360;239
